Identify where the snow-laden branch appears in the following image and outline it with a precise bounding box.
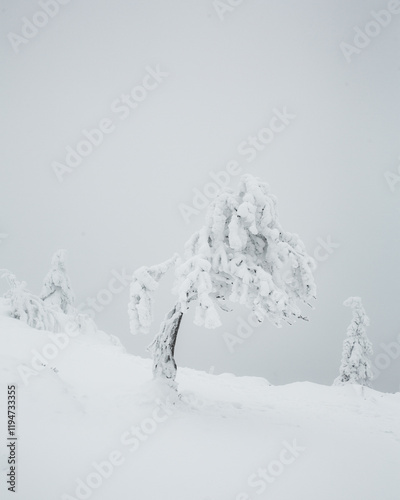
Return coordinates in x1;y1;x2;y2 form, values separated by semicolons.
128;253;180;335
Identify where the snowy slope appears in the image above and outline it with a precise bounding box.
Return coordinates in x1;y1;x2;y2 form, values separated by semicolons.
0;314;399;500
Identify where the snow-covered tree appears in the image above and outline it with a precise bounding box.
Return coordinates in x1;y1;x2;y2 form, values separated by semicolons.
40;249;75;314
335;297;373;387
130;175;316;384
1;270;55;330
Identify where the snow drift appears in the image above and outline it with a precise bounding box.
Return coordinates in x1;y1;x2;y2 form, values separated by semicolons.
0;313;399;500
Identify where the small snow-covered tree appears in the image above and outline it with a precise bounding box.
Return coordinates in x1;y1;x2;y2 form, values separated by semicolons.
1;270;55;330
335;297;373;387
40;249;75;314
130;175;316;385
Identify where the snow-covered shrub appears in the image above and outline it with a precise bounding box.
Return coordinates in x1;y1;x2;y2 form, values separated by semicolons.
334;297;373;387
1;270;56;331
40;249;75;314
130;175;317;384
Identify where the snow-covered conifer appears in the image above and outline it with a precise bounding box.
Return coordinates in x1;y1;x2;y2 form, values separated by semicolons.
40;249;75;314
335;297;373;387
131;175;316;384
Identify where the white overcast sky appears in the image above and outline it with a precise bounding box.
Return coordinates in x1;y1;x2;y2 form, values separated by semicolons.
1;0;400;392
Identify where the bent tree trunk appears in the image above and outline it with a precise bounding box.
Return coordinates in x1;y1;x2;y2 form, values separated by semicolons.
149;302;183;383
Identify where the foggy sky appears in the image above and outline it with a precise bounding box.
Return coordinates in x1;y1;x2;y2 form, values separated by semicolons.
1;0;400;392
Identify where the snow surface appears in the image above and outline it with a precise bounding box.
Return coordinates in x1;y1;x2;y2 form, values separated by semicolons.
0;313;399;500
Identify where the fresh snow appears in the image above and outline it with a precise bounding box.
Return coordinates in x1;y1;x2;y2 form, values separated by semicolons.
0;312;399;500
